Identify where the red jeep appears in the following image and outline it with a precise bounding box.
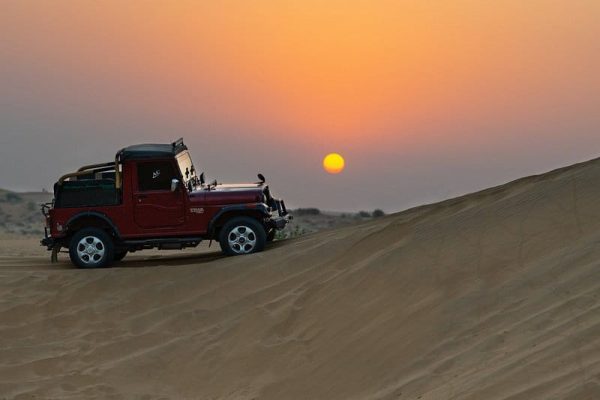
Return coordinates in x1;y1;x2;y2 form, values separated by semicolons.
41;139;291;268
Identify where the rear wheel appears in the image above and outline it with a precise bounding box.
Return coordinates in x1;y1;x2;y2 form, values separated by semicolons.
69;228;114;268
219;217;266;256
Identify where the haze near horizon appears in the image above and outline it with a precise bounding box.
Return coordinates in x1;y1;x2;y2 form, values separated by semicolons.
1;1;599;211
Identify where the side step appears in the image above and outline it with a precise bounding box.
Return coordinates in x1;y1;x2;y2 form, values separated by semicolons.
122;237;203;251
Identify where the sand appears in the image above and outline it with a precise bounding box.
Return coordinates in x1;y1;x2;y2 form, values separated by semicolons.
1;158;599;399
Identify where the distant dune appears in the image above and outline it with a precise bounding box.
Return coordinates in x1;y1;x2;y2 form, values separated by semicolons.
1;158;599;399
0;189;52;237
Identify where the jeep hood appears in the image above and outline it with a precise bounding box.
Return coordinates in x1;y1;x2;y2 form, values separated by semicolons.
212;183;263;190
190;183;265;205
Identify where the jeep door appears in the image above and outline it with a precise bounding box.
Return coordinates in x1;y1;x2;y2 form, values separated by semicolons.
133;160;185;229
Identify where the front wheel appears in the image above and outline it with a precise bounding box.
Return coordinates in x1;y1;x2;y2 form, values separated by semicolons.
68;228;115;268
219;217;267;256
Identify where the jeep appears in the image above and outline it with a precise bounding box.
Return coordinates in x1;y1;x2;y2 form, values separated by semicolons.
41;139;291;268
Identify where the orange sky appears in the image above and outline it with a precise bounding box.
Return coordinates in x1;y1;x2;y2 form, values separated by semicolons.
1;1;599;210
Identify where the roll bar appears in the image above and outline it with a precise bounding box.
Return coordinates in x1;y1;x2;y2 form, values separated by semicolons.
76;162;114;172
58;158;122;188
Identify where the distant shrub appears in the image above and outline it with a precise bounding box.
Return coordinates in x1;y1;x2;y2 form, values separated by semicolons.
5;192;22;203
294;208;321;216
27;213;39;222
372;209;385;218
275;230;285;240
357;211;371;218
275;225;307;240
22;227;43;235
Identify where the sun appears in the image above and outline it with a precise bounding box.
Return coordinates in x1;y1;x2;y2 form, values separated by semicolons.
323;153;345;174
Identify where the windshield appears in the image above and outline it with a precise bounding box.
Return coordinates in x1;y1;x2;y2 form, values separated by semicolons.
175;151;198;190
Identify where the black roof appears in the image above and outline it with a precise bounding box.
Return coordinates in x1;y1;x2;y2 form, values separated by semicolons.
118;139;187;161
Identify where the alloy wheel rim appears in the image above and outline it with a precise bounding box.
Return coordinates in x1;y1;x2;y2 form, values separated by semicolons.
77;236;106;265
228;226;257;254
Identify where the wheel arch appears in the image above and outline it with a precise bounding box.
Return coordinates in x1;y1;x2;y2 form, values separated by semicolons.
65;212;121;240
208;205;269;238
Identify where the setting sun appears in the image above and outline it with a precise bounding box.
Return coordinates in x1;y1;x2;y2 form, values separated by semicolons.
323;153;345;174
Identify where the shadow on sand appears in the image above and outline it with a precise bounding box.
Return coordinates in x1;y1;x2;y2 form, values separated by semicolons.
114;240;288;268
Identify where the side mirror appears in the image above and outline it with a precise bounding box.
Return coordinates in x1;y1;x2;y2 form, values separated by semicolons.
170;178;180;192
199;172;205;185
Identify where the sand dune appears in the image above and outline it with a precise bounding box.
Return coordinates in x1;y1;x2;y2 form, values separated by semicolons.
1;158;600;399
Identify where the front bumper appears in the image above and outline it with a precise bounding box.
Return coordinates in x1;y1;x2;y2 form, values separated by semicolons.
267;198;292;230
268;215;291;230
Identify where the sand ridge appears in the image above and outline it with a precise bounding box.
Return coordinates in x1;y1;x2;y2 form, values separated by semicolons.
1;158;599;399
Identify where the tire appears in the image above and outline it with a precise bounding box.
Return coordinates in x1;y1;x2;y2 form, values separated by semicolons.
68;228;115;268
266;228;276;242
219;217;267;256
114;250;128;262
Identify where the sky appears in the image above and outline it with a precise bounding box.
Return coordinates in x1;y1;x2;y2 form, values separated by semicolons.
1;0;599;212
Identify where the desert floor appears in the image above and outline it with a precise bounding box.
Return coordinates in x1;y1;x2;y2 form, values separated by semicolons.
1;159;600;399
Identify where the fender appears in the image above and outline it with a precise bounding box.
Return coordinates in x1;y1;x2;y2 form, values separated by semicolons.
208;203;270;235
65;211;122;239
